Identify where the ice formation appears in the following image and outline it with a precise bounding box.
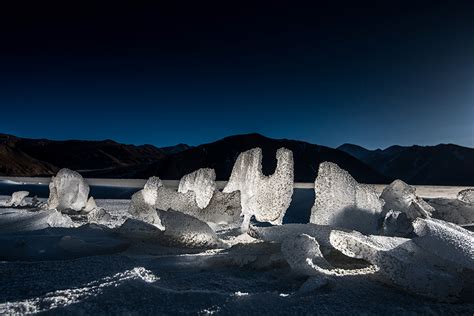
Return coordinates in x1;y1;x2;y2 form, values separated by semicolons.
118;218;163;240
5;191;29;207
223;147;294;229
130;176;241;225
428;198;474;225
84;197;98;213
413;218;474;270
380;180;434;219
329;230;464;300
47;168;90;211
457;188;474;204
178;168;217;209
129;190;163;229
157;209;223;248
281;234;332;276
310;162;383;234
381;210;413;237
87;208;112;224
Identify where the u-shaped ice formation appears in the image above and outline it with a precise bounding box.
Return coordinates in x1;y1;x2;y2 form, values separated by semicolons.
310;162;383;234
223;147;294;230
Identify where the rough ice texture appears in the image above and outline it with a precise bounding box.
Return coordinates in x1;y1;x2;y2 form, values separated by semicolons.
281;234;332;276
413;218;474;270
382;210;413;237
428;198;474;225
178;168;217;209
130;176;241;225
117;218;163;240
128;190;163;229
47;168;90;211
329;230;464;300
87;208;112;224
157;209;223;248
223;147;294;227
380;180;434;219
5;191;29;207
457;189;474;204
84;197;98;213
310;162;383;234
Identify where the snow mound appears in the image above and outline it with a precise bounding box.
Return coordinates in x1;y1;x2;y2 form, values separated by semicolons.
329;230;464;300
381;210;413;237
47;168;90;211
0;208;74;233
118;218;163;240
5;191;29;207
381;180;434;219
178;168;217;209
223;147;294;229
457;189;474;204
157;209;223;248
428;198;474;225
310;162;383;234
413;218;474;270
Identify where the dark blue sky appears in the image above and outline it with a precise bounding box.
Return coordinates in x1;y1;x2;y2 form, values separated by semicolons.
0;1;473;149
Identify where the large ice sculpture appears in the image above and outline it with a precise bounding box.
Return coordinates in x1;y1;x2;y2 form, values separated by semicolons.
329;230;464;300
457;188;474;204
178;168;217;209
310;162;383;234
413;218;474;270
5;191;29;207
223;147;294;230
380;180;434;219
47;168;90;211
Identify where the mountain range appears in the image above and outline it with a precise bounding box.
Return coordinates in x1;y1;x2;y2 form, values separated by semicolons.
0;133;472;185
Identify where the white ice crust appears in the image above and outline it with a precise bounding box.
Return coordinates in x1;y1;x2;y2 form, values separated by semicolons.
310;162;383;234
178;168;217;209
47;168;90;211
5;191;29;207
223;147;294;228
381;180;434;219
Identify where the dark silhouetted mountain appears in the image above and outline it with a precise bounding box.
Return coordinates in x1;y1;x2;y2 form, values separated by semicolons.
87;133;388;183
338;143;474;185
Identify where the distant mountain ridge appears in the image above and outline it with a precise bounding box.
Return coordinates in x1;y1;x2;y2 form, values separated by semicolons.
338;143;474;185
0;133;472;185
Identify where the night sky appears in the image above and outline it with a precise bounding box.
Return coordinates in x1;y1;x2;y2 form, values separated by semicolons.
1;1;473;148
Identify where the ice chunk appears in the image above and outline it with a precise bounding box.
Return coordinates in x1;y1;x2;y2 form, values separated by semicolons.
330;230;464;300
87;208;112;224
381;180;434;219
223;147;294;229
47;168;90;211
457;189;474;204
178;168;217;209
84;196;98;213
428;198;474;225
281;234;332;276
194;190;242;225
413;218;474;270
5;191;29;207
117;218;163;240
382;210;413;237
157;209;223;248
142;176;163;205
310;162;383;234
128;190;163;229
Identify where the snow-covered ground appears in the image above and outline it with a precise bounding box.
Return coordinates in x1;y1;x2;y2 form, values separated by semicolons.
0;191;473;314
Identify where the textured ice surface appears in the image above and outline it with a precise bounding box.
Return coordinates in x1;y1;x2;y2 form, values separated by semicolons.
381;180;434;219
223;147;294;228
47;169;90;211
281;234;332;276
84;196;98;213
382;210;413;237
194;190;241;224
87;208;112;224
157;209;223;248
142;176;163;205
413;218;474;270
457;189;474;204
0;208;74;233
329;230;464;300
178;168;217;209
310;162;383;234
128;190;163;229
5;191;29;207
428;198;474;225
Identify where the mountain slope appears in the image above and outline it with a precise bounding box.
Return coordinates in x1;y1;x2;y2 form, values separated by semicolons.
88;133;388;183
338;143;474;185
